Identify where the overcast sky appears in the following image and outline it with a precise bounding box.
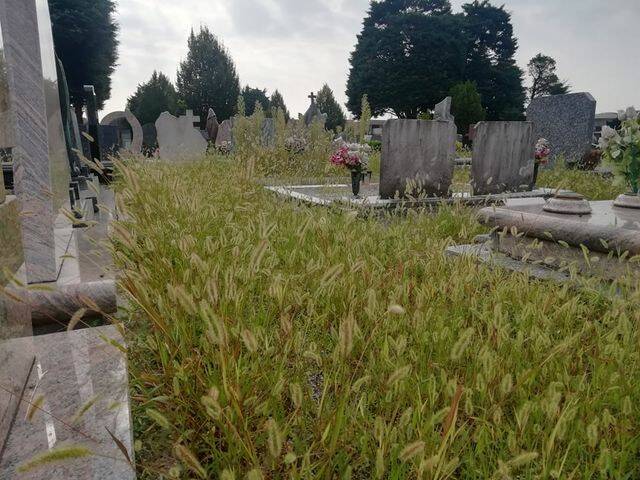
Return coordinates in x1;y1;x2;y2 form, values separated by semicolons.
103;0;640;119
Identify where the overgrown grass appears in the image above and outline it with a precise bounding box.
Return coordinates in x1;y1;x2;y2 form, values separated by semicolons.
114;159;640;479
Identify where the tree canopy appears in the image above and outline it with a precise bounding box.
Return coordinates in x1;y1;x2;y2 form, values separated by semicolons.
126;71;178;125
176;27;240;121
316;84;346;132
527;53;570;102
269;90;290;122
450;81;485;137
241;86;271;117
49;0;119;117
346;0;526;120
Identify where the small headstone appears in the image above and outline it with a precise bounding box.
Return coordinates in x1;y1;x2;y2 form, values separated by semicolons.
379;119;457;199
100;110;143;154
434;97;455;123
216;119;234;147
98;124;120;159
526;93;596;164
155;111;208;160
470;121;535;195
303;92;327;127
206;108;219;143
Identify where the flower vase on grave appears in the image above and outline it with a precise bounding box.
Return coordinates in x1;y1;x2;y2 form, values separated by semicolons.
351;170;362;198
599;108;640;209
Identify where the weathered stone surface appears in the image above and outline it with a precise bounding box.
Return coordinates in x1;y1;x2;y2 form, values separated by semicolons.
303;92;327;127
380;120;456;199
0;0;72;283
479;199;640;256
471;121;535;195
216;118;234;147
156;111;207;160
100;110;143;154
206;108;219;143
526;92;596;164
434;97;454;123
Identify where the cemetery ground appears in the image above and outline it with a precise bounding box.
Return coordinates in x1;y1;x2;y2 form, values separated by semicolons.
111;153;640;479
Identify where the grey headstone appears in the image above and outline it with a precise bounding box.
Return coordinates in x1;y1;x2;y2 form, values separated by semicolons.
206;108;219;143
470;121;535;195
0;0;72;283
526;93;596;164
380;119;456;199
216;119;234;147
303;92;327;127
155;111;208;160
434;97;455;123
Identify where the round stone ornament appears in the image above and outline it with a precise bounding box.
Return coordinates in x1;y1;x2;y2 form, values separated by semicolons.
613;193;640;209
543;192;592;215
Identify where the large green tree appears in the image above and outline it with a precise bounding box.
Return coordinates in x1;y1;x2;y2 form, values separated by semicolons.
269;90;290;122
346;0;526;120
527;53;570;102
49;0;119;120
346;0;467;118
450;81;485;137
461;1;525;120
316;84;346;132
126;71;178;125
241;86;270;117
176;27;240;121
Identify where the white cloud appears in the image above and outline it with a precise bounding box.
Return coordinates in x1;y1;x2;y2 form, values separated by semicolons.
104;0;640;119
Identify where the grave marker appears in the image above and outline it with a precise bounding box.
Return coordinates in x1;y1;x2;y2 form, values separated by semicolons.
471;121;535;195
380;119;456;199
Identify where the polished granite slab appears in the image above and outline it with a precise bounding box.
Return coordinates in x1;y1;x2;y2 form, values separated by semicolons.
267;182;560;210
0;325;135;479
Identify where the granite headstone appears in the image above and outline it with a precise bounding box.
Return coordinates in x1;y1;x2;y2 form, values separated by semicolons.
526;93;596;164
471;121;535;195
216;118;234;147
0;0;72;283
380;119;457;199
100;110;143;154
206;108;219;143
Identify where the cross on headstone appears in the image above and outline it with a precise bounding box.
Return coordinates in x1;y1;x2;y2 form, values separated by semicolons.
184;109;200;128
308;92;316;105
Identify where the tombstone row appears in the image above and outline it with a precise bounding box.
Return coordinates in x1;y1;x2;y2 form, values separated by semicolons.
380;119;535;199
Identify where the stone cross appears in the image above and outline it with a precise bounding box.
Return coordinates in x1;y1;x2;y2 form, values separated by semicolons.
308;92;316;105
184;110;200;129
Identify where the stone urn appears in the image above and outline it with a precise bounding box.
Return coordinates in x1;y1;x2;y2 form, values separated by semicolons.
543;192;592;215
614;192;640;209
